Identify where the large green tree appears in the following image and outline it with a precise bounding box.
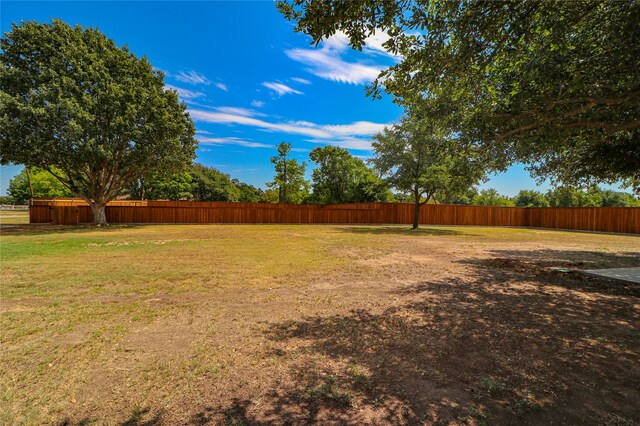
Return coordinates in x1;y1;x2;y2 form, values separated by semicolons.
546;186;602;207
8;167;74;204
372;117;487;229
190;164;241;202
278;0;640;192
513;190;550;208
127;171;193;201
267;142;310;203
472;189;514;207
231;179;263;203
0;20;197;224
433;188;478;205
308;145;392;204
598;189;640;207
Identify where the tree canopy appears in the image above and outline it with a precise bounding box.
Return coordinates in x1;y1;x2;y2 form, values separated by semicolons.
547;186;603;208
190;164;241;202
124;164;264;202
309;145;392;204
513;190;550;208
473;189;515;207
127;171;193;201
278;0;640;192
232;179;264;203
267;142;310;203
0;20;197;223
372;117;487;228
8;168;74;204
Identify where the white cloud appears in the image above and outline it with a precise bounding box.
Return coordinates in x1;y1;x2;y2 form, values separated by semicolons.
262;82;304;96
251;100;266;108
197;136;273;149
176;71;211;85
285;30;397;85
165;84;205;100
322;121;387;136
215;82;228;91
307;137;374;151
326;30;399;58
360;31;400;58
285;47;382;85
189;108;389;150
291;77;311;85
214;106;263;117
190;109;327;138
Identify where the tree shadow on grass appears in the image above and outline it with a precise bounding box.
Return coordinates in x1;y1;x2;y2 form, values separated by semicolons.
336;226;468;237
486;248;640;269
58;407;163;426
446;248;640;298
235;249;640;425
0;223;144;236
119;407;163;426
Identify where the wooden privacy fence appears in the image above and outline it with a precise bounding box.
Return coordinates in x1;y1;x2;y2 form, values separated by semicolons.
28;200;640;234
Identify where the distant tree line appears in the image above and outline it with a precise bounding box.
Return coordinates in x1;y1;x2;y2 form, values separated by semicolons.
6;156;638;208
438;187;640;208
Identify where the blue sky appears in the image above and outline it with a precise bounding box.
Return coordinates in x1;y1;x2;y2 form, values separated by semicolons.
0;1;618;197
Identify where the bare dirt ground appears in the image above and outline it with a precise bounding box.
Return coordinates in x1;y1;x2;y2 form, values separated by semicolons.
1;225;639;425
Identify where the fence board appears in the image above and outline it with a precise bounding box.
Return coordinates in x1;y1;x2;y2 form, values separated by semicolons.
27;200;639;234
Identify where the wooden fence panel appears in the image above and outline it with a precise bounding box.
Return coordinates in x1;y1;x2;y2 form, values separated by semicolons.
29;205;51;223
27;200;639;234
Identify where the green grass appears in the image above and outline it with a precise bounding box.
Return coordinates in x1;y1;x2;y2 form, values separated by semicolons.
0;210;29;224
1;225;350;298
1;225;365;423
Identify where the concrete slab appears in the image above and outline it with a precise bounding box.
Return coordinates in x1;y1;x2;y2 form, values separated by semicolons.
580;267;640;284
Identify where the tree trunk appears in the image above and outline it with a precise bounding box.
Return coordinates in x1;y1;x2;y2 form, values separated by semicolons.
90;202;107;225
413;195;421;230
281;161;288;203
25;166;34;204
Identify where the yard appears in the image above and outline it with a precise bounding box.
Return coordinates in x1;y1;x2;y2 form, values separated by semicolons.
0;210;29;225
1;224;639;425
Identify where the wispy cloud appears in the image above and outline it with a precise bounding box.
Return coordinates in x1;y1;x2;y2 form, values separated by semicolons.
165;84;205;100
262;82;304;96
190;109;327;138
176;70;211;85
285;30;395;85
215;82;228;91
307;137;375;151
251;100;266;108
197;136;273;149
189;108;388;150
214;106;264;117
322;121;388;136
291;77;311;85
359;31;401;58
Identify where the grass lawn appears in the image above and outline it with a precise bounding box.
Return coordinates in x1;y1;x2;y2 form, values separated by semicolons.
1;224;639;425
0;210;29;225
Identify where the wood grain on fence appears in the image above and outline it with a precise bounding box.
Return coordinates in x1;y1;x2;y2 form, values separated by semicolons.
28;201;639;234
